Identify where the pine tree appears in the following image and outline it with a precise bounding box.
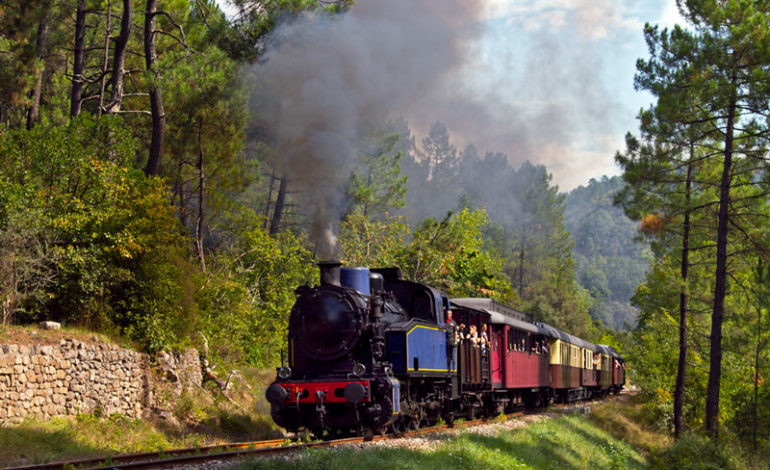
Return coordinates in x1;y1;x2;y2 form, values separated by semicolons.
629;0;770;436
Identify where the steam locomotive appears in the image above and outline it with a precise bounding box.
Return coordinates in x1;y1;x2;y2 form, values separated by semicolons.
265;261;625;437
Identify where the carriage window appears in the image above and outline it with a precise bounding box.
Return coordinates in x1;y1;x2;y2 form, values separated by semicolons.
508;329;527;352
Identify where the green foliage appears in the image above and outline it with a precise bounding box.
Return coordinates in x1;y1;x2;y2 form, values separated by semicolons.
339;208;516;304
405;209;515;303
338;212;410;268
0;117;195;351
0;0;43;127
343;131;408;219
727;380;770;451
197;209;314;366
163;8;250;222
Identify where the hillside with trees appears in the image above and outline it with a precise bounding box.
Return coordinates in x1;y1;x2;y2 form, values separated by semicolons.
565;176;651;331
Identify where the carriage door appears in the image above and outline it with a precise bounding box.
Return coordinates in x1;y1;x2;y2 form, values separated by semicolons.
491;326;504;386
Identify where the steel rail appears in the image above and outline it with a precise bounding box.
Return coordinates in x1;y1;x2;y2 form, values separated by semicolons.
2;439;287;470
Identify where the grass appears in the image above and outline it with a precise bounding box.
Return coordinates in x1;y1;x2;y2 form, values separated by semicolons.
227;394;768;470
2;387;766;470
0;414;176;466
589;395;769;470
228;406;648;470
587;394;672;456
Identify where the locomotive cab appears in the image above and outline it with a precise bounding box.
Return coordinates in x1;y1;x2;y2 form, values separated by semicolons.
372;268;458;427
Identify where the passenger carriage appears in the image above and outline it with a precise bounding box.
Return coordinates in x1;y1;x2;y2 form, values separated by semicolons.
602;345;626;394
448;298;624;407
596;344;613;392
451;299;551;410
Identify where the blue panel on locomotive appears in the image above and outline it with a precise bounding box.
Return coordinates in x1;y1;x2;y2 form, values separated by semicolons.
386;322;455;374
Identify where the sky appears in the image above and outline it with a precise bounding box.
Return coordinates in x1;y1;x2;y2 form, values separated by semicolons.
217;0;686;191
451;0;686;190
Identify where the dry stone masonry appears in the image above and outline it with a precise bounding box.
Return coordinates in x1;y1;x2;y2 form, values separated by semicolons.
155;348;203;396
0;339;154;423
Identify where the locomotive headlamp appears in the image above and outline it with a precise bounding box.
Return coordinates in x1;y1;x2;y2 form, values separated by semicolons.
352;362;366;377
277;366;292;380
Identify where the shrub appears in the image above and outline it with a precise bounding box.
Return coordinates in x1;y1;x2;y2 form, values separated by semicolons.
0;116;198;352
196;210;314;367
649;432;755;470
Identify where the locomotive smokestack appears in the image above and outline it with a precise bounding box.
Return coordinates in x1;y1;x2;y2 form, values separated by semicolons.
318;260;342;287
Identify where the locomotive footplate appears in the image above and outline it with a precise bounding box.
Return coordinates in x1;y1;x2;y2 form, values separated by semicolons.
267;379;371;405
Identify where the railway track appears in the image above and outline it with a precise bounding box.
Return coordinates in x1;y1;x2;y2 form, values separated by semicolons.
3;411;529;470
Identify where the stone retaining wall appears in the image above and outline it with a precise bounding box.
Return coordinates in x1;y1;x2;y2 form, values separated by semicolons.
0;339;153;423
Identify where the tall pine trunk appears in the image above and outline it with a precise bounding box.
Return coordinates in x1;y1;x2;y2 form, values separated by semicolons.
753;259;764;450
269;175;287;235
674;157;693;439
196;118;206;273
705;88;736;437
143;0;165;176
27;5;51;129
263;170;276;230
97;0;112;117
106;0;132;114
70;0;87;119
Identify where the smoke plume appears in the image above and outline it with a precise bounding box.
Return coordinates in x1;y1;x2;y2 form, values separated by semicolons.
251;0;484;257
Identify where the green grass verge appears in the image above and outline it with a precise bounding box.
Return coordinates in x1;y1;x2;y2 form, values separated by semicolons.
3;375;763;470
228;413;646;470
227;394;768;470
0;414;176;466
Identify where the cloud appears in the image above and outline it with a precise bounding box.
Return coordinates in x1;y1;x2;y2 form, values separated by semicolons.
537;134;624;191
491;0;642;40
658;0;687;28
